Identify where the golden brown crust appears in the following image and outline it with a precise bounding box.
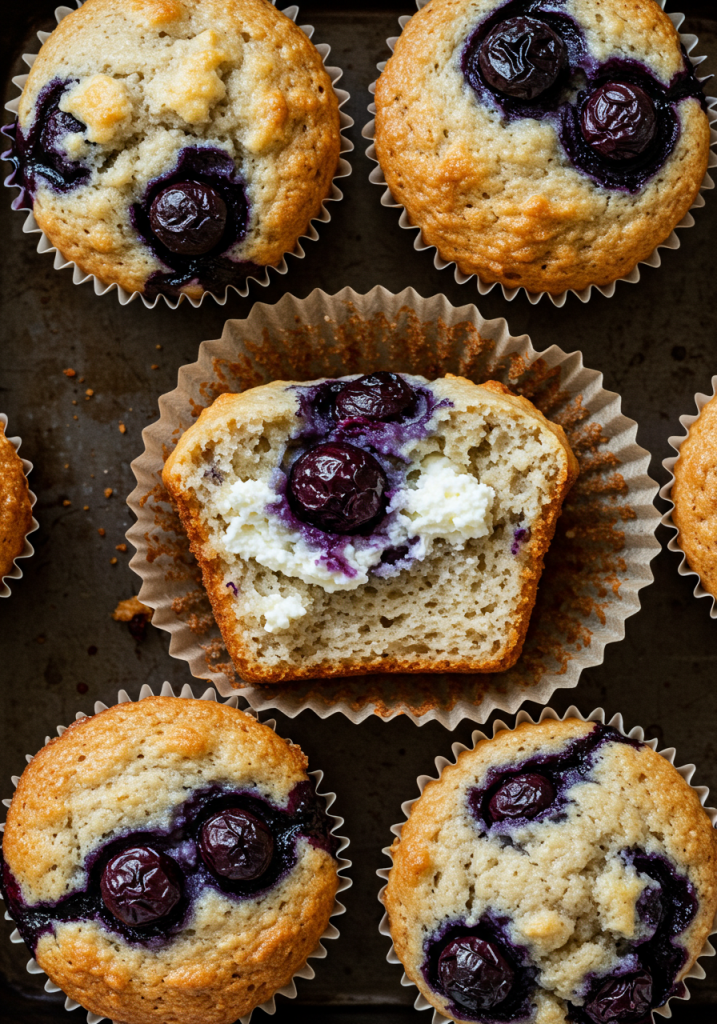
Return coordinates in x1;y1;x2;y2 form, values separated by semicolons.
162;377;578;683
374;0;711;295
672;393;717;598
0;422;33;580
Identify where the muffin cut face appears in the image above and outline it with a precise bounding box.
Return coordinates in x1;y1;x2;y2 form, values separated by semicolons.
373;0;711;295
0;421;34;582
385;718;717;1024
1;697;340;1024
7;0;341;300
162;373;577;683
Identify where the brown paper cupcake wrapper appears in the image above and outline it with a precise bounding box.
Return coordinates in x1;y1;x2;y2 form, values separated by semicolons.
3;1;353;310
126;285;660;726
0;412;39;599
660;375;717;618
0;681;351;1024
377;704;717;1023
362;1;717;308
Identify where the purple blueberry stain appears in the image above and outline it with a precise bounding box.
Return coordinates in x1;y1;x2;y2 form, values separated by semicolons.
0;779;337;954
287;441;388;535
204;464;224;485
423;914;538;1023
226;581;238;597
511;526;531;555
100;846;183;927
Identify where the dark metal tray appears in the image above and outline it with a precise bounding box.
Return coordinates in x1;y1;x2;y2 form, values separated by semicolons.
2;3;717;1021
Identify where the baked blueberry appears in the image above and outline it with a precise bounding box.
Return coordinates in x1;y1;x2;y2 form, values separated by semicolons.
334;372;414;422
199;808;274;881
580;83;657;161
583;971;653;1023
437;936;514;1011
488;772;555;822
288;441;388;534
477;17;567;101
100;845;182;927
149;181;228;256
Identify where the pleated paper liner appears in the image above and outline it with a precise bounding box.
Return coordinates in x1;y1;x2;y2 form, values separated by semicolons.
377;704;717;1023
127;286;660;726
0;412;39;599
362;0;717;308
0;682;352;1024
661;374;717;618
2;1;353;309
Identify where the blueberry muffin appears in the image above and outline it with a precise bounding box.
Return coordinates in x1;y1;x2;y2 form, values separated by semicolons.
6;0;341;301
385;717;717;1024
670;391;717;600
1;697;341;1024
0;420;34;585
162;373;577;682
374;0;711;296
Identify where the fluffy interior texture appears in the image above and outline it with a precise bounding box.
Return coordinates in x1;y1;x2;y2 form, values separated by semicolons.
385;719;717;1024
18;0;340;293
163;375;576;682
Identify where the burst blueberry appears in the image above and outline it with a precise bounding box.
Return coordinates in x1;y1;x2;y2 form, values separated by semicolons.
488;773;555;822
437;936;515;1012
149;180;228;255
580;82;658;161
100;846;182;927
334;372;415;422
583;970;653;1023
199;808;274;882
477;16;567;101
288;441;388;534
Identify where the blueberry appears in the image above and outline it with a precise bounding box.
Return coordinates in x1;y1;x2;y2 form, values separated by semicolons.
584;971;653;1023
39;108;85;156
437;936;515;1011
100;846;182;927
488;773;555;822
288;442;388;534
580;83;657;161
334;372;414;422
149;180;227;255
478;17;567;101
199;808;274;882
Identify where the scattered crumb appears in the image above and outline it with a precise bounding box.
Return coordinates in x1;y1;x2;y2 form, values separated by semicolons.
119;422;126;434
110;557;118;565
97;527;106;537
104;487;113;498
63;368;76;377
112;596;154;643
151;364;159;370
72;400;78;406
73;415;78;420
85;389;94;397
64;463;69;469
79;377;85;383
83;505;89;511
90;473;95;478
62;499;71;507
35;635;46;644
156;344;162;350
115;543;128;553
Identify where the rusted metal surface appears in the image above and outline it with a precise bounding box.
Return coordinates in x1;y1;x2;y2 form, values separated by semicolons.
1;4;717;1021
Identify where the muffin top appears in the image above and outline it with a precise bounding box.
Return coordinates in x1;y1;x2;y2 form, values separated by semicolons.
2;697;340;1024
374;0;710;295
385;717;717;1024
671;391;717;600
12;0;341;300
0;421;33;582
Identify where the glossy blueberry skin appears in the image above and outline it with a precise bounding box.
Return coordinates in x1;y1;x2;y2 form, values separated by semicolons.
149;180;228;255
583;971;653;1023
487;773;555;823
437;936;515;1012
334;372;415;422
100;846;182;927
287;441;388;535
580;82;657;161
478;16;567;101
199;808;274;881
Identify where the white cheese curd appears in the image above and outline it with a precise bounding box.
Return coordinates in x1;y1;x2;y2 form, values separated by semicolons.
215;455;495;594
258;593;308;633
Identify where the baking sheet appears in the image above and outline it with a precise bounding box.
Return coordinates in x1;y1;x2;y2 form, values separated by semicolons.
1;3;717;1020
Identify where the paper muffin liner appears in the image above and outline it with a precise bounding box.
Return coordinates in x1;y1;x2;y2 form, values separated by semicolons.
362;0;717;308
660;375;717;618
0;681;351;1024
377;704;717;1022
2;1;353;310
126;285;660;726
0;412;39;599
